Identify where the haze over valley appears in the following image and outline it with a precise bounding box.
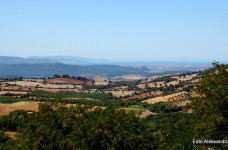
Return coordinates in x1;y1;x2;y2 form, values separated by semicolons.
0;56;211;79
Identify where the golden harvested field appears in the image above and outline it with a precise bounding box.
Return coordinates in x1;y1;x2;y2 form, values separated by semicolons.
24;79;43;82
142;92;188;104
166;80;179;86
44;88;81;92
46;78;93;86
124;91;162;100
108;91;135;97
0;91;27;95
191;79;200;83
137;83;146;89
93;76;108;82
137;74;198;89
46;78;85;84
111;86;128;91
120;108;156;118
6;81;75;89
120;86;128;89
5;132;17;139
171;74;198;82
137;81;165;89
0;102;39;116
0;86;21;91
112;74;146;81
138;109;156;118
173;100;191;106
94;81;109;86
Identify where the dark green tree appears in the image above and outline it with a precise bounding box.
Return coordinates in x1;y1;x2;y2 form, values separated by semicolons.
189;62;228;149
17;102;158;149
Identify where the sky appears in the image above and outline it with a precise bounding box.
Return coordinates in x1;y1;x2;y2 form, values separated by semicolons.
0;0;227;62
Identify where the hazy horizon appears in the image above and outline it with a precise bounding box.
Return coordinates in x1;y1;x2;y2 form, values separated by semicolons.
0;55;217;65
0;1;228;62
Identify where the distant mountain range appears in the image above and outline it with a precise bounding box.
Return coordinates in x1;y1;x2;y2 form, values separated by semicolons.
0;56;149;77
26;56;109;65
0;63;152;78
0;56;58;64
0;56;210;78
0;56;108;65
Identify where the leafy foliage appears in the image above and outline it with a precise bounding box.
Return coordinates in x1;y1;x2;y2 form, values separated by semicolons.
153;76;176;83
16;102;158;149
28;90;114;100
0;131;17;150
188;62;228;149
147;102;182;113
0;110;29;131
0;96;27;104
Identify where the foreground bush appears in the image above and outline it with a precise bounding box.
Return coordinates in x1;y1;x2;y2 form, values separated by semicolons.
17;102;158;149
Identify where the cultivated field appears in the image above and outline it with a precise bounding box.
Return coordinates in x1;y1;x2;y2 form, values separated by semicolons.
142;92;189;104
6;81;75;89
94;81;109;86
46;78;93;85
0;102;39;116
112;74;146;81
4;132;17;139
109;91;135;97
137;81;165;89
171;74;198;82
0;91;27;95
124;91;162;100
137;73;198;89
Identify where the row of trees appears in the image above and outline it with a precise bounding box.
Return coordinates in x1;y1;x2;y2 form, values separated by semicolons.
52;74;90;80
28;90;115;101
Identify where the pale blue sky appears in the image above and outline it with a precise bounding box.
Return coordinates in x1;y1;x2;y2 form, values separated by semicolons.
0;0;227;62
